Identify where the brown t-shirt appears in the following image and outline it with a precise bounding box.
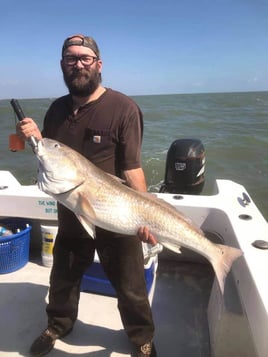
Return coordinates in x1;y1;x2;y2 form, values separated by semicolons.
42;88;143;177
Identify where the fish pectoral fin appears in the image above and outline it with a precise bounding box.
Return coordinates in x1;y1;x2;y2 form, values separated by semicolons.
162;242;182;254
77;215;96;239
78;193;97;219
77;193;97;238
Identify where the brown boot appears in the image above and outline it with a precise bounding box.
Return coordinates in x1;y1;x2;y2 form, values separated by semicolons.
29;327;72;356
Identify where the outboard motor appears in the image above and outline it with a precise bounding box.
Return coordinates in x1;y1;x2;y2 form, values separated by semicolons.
160;138;205;194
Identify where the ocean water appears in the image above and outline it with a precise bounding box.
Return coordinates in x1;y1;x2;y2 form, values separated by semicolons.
0;91;267;219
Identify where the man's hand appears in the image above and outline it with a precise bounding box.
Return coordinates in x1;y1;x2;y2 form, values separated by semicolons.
16;118;42;141
137;226;158;246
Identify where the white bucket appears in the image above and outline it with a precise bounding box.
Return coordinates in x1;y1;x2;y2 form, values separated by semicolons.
40;225;58;267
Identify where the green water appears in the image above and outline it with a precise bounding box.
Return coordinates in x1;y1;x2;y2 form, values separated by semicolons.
0;91;267;218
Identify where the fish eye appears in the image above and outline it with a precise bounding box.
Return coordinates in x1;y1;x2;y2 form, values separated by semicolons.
54;143;60;148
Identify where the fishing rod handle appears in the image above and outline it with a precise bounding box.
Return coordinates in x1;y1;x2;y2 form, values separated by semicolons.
10;99;26;121
10;98;38;151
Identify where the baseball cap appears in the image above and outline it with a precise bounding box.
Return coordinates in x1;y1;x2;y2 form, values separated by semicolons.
62;34;100;58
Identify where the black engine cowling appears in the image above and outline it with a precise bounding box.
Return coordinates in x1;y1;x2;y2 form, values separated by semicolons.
160;138;205;194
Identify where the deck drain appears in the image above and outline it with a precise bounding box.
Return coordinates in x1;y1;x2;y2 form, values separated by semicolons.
239;214;252;221
173;195;184;200
252;240;268;250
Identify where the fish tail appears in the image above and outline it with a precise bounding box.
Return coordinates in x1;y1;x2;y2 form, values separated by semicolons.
211;244;243;294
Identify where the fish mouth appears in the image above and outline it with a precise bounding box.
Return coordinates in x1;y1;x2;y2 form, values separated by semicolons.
35;139;46;159
28;137;39;154
35;138;59;157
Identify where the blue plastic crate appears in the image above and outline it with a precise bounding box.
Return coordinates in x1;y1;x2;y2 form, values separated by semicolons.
0;218;32;274
80;253;157;297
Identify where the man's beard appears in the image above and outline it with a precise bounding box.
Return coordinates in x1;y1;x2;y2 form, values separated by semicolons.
62;66;101;97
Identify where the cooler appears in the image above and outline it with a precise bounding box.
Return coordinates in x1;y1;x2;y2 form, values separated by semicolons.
80;251;158;297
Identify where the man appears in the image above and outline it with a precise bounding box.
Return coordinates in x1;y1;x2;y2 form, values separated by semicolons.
16;34;157;357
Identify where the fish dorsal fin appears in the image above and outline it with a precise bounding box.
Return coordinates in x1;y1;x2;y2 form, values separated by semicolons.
106;173;125;184
141;192;182;214
162;242;182;254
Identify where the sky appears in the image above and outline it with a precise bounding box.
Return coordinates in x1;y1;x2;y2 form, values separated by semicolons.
1;0;268;99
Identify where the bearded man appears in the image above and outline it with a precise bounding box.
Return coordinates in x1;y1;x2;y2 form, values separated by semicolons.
16;34;156;357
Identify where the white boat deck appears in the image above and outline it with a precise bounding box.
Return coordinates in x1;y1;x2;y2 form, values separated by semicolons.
1;172;268;357
0;255;213;357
